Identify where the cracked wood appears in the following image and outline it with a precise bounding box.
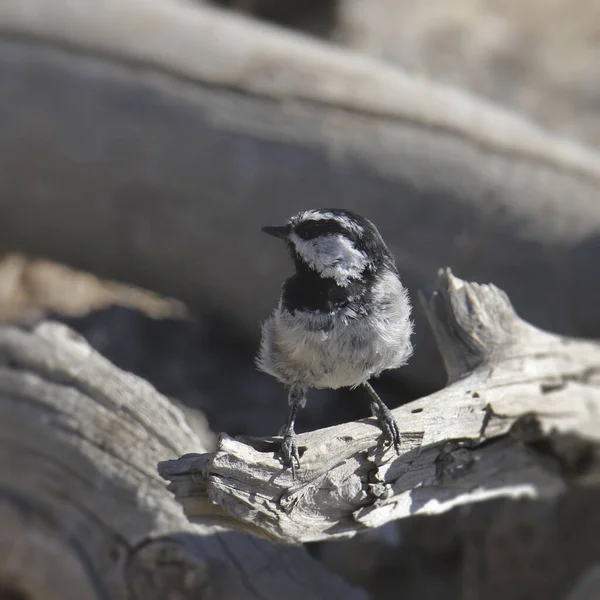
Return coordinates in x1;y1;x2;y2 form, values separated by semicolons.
160;268;600;543
0;322;365;600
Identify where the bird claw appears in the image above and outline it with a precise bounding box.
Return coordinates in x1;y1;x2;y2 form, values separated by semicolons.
371;402;401;454
280;431;301;477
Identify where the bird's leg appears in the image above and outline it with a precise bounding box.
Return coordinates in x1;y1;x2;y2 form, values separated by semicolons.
364;381;401;453
280;385;306;476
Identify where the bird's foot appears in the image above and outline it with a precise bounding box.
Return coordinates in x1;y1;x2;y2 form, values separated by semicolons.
280;430;301;477
371;402;401;454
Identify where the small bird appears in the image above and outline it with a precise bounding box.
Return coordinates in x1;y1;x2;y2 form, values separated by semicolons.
257;209;413;473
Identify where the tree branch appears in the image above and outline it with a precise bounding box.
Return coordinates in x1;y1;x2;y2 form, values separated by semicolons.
160;269;600;543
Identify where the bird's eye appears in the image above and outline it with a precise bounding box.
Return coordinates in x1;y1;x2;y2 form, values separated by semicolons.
294;222;319;240
294;220;348;240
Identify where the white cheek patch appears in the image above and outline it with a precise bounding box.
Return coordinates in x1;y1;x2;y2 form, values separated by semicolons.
290;232;369;285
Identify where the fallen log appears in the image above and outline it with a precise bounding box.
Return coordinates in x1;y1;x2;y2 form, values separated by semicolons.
1;1;600;390
161;268;600;545
0;322;366;600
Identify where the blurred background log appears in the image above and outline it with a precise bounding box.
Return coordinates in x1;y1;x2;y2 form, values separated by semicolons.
333;0;600;150
209;0;600;149
0;321;366;600
1;0;600;394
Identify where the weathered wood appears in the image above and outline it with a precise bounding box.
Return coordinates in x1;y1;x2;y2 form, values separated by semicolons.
0;322;366;600
160;269;600;544
1;1;600;391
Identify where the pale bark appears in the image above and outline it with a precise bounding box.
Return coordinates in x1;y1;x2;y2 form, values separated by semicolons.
0;321;366;600
161;269;600;544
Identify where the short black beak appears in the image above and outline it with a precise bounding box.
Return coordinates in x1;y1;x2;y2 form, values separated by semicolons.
261;225;290;240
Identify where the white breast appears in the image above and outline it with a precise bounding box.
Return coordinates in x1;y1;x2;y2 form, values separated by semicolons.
257;271;413;390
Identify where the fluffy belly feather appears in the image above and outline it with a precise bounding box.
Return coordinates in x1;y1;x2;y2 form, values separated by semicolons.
258;298;412;390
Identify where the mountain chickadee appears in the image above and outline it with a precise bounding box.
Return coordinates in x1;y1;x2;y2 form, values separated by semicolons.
257;208;413;473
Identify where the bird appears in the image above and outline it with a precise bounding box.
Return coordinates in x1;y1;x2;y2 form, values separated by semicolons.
257;208;413;474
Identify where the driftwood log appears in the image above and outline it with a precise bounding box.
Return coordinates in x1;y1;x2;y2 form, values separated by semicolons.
0;321;365;600
1;269;599;599
161;269;600;598
2;0;600;391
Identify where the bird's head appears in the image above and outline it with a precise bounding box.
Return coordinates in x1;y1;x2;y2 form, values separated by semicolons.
262;208;395;286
